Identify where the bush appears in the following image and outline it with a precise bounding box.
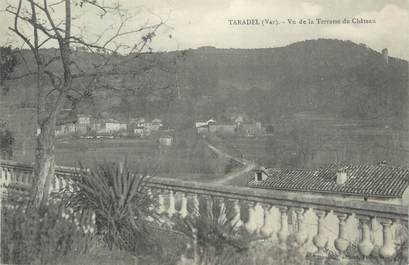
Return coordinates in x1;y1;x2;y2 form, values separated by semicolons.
64;161;160;255
47;249;138;265
1;194;95;265
173;197;252;265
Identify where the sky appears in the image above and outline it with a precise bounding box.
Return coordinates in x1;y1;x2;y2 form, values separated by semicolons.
1;0;408;59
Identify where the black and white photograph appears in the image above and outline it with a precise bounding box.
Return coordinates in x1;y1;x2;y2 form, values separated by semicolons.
0;0;408;264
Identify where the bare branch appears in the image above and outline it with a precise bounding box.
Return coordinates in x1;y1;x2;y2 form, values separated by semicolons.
6;1;37;61
44;70;62;88
5;72;37;80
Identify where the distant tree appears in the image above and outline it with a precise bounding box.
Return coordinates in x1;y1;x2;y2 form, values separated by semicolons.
4;0;164;210
0;46;18;96
265;125;274;134
0;130;14;160
289;123;326;168
0;46;18;84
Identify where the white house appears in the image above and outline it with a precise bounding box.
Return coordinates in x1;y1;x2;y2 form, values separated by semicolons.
159;135;173;147
55;123;76;137
105;119;127;133
77;115;91;125
97;119;127;134
150;118;163;131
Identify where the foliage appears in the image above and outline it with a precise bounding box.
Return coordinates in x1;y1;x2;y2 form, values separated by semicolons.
224;158;242;175
173;197;251;265
1;193;95;265
64;161;160;254
254;241;310;265
47;249;139;265
0;46;18;83
0;129;14;159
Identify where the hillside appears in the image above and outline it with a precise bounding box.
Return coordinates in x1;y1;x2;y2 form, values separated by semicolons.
168;39;408;123
2;39;408;127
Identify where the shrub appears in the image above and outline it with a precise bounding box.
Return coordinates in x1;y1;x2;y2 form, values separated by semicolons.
47;249;138;265
64;161;160;255
1;193;95;265
173;197;252;265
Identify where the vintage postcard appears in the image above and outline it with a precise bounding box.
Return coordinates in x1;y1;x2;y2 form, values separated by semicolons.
0;0;408;264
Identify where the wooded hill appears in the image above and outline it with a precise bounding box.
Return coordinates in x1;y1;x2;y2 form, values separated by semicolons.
3;39;408;128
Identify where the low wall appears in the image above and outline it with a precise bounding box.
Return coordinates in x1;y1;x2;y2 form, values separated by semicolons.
0;159;408;263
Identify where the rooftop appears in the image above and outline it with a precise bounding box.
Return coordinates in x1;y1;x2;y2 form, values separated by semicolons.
248;164;409;199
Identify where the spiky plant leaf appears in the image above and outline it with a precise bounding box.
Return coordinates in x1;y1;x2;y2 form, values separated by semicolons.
63;160;159;254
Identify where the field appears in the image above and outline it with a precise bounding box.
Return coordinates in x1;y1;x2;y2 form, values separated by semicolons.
11;119;409;186
13;135;240;183
209;125;409;169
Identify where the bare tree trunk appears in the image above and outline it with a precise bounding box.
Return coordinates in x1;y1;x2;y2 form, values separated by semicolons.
30;116;57;210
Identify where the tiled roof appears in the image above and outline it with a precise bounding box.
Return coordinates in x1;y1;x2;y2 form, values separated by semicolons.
248;164;409;199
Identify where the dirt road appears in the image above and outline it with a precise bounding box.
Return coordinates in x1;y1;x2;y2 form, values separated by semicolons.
204;141;257;184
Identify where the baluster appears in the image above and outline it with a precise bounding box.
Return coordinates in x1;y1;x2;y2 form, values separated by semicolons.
231;199;243;229
18;170;24;183
179;192;188;219
190;193;200;217
174;191;182;217
5;168;10;186
145;188;155;212
294;208;308;250
254;202;264;234
59;176;65;190
157;189;166;215
313;210;328;256
192;227;200;265
168;189;176;218
50;176;56;192
245;201;258;234
15;168;19;183
25;171;30;185
358;216;374;259
217;197;227;224
334;213;350;259
379;219;396;258
57;177;62;192
200;194;212;218
260;204;274;237
10;167;15;183
145;187;152;197
67;178;74;192
277;206;289;247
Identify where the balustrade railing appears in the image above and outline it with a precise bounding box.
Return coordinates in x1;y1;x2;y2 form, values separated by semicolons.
1;159;408;262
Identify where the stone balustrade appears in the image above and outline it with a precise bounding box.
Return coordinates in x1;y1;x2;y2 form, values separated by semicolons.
0;159;74;197
1;159;408;263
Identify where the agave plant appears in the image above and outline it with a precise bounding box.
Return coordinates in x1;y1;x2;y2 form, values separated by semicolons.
173;197;252;265
63;161;159;254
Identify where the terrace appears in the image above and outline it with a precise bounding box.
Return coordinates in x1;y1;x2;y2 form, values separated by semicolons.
0;159;408;264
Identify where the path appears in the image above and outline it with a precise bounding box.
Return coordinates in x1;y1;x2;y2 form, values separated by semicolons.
204;141;257;184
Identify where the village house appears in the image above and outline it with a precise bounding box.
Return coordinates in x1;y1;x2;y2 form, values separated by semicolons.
238;121;263;136
75;114;92;135
96;119;127;135
196;124;209;134
150;118;163;131
130;118;164;137
195;118;216;134
55;123;76;137
159;135;173;147
209;122;237;135
230;113;249;125
55;111;79;137
195;118;216;127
